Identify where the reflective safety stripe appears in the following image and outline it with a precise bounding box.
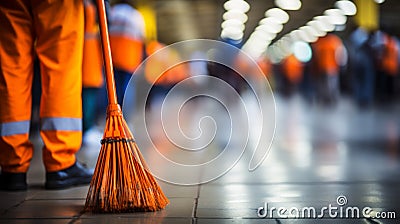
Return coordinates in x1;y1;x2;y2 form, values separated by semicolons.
41;118;82;131
0;120;30;136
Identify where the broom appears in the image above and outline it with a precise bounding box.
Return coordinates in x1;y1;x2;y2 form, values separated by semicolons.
84;0;169;212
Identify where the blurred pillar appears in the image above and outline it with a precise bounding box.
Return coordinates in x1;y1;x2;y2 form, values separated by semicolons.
354;0;379;31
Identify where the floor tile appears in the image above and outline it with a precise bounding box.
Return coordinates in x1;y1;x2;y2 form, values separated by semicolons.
0;192;32;214
1;95;399;223
276;218;397;224
1;199;84;219
76;217;192;224
197;218;274;224
0;219;71;224
159;183;199;198
82;198;195;218
30;186;89;200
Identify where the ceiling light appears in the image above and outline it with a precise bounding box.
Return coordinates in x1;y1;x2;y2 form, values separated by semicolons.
276;40;292;57
313;16;335;32
300;25;325;37
259;17;280;25
334;24;346;31
278;38;293;55
324;8;347;25
224;0;250;13
289;30;302;41
306;20;328;36
256;24;283;34
278;45;292;57
243;41;270;59
374;0;385;4
258;17;283;33
223;10;248;23
335;0;357;16
221;19;245;31
296;29;318;43
267;46;284;63
293;41;312;62
265;8;290;24
275;0;302;11
250;30;276;41
221;26;244;40
248;40;270;51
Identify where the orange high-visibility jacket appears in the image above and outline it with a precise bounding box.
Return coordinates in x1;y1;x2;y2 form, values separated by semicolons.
312;34;344;76
233;54;272;82
109;3;145;73
82;0;104;88
144;41;189;86
381;35;399;76
0;0;84;172
282;54;303;84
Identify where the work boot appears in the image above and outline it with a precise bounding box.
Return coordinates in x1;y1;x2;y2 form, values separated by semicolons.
0;172;27;191
45;162;93;190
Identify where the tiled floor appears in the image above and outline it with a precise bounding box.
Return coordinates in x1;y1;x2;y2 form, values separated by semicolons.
1;94;399;224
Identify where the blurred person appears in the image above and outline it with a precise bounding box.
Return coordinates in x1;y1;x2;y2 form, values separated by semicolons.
347;27;375;107
109;0;145;106
377;32;399;102
367;30;388;102
311;34;347;105
144;41;190;109
82;0;105;145
256;57;273;82
0;0;93;191
207;39;248;105
281;54;304;96
235;54;273;87
299;60;315;103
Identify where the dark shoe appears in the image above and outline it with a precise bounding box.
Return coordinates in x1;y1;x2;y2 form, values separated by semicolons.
0;172;27;191
45;162;93;190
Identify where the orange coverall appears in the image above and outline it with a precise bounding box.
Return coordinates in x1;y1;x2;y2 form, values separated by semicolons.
109;3;145;73
282;54;303;84
312;34;344;76
82;0;103;88
381;35;399;76
144;41;189;86
0;0;84;173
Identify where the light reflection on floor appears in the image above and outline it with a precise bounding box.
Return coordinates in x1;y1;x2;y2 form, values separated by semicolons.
1;93;399;223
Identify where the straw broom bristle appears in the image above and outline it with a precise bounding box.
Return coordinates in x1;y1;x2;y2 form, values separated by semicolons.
85;104;169;213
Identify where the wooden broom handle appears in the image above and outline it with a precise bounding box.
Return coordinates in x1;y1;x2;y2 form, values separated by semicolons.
96;0;118;105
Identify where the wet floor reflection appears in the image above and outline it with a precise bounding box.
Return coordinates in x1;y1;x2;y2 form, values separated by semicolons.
76;92;400;222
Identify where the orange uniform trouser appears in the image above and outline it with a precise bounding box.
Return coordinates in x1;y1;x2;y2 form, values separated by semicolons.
0;0;84;173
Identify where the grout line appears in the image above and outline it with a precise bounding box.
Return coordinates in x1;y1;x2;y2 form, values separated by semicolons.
67;209;86;224
191;185;201;224
191;198;198;224
0;199;27;217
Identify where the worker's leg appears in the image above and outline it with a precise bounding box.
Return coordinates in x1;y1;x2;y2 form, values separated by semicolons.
0;0;34;174
33;0;84;172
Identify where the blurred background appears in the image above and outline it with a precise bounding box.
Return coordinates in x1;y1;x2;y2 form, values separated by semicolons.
22;0;400;222
81;1;400;221
75;0;400;183
83;0;400;200
100;0;400;107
